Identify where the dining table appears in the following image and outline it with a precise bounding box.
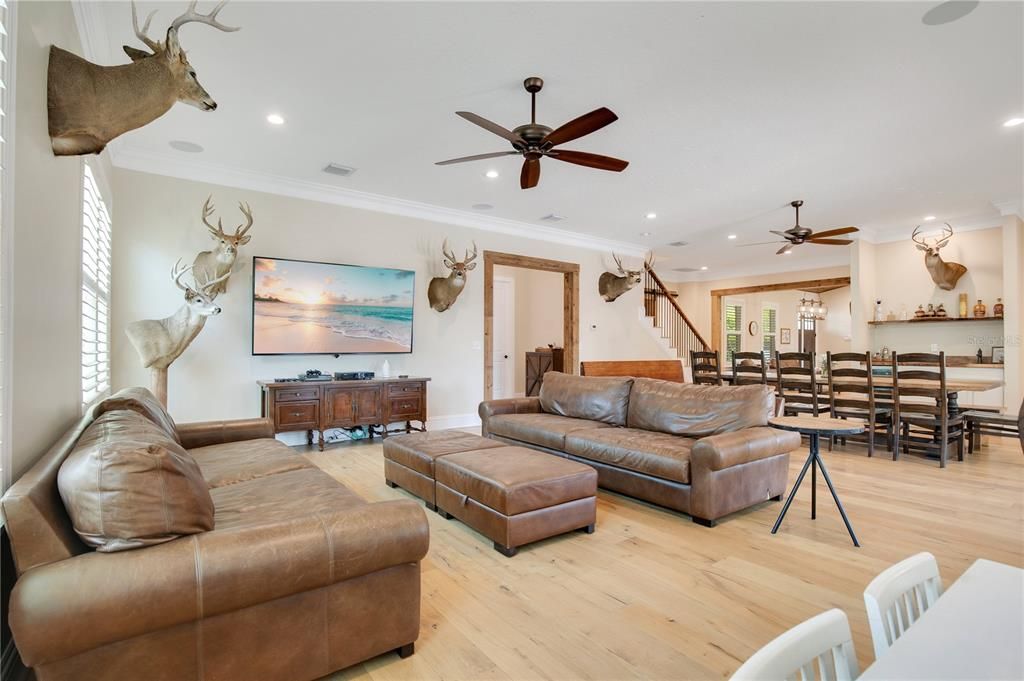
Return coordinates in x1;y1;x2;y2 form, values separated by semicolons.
858;558;1024;680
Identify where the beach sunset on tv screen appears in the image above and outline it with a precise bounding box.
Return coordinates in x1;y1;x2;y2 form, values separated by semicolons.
252;257;414;355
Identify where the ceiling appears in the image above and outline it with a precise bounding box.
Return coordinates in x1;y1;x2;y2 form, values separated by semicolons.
83;1;1023;279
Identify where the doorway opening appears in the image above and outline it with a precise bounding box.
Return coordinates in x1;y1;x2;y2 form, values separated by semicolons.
483;252;579;401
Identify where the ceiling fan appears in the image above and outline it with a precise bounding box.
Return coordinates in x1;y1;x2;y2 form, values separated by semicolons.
739;200;859;254
435;77;629;190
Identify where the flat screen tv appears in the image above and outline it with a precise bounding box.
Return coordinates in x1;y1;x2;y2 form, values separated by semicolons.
252;256;414;355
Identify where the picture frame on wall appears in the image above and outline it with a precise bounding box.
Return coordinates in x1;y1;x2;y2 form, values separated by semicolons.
991;346;1004;364
780;328;792;344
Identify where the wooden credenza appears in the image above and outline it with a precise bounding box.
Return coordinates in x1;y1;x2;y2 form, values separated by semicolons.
258;377;430;450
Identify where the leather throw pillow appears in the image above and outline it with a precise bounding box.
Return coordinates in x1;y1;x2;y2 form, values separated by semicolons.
90;386;181;444
58;409;214;552
539;372;634;425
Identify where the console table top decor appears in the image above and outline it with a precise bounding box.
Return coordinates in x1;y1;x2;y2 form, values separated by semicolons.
259;377;430;450
768;415;865;547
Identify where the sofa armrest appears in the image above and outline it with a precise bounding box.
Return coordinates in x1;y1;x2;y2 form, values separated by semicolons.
10;500;428;667
692;427;800;472
478;397;541;437
176;417;275;449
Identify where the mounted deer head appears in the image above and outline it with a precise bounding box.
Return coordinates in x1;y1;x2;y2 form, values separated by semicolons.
427;239;478;312
47;1;240;156
125;260;230;404
192;196;253;296
911;224;967;291
598;252;653;302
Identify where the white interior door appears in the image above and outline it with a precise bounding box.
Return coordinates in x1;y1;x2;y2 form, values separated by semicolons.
492;277;515;399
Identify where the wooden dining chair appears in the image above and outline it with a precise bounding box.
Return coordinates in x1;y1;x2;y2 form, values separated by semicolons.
690;350;723;386
864;552;943;659
827;351;894;457
891;352;964;468
775;351;826;416
730;609;859;681
732;351;768;386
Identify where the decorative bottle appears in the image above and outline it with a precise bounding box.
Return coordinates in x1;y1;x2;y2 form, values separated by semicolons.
958;293;968;318
973;299;986;318
993;298;1004;318
874;300;884;322
380;359;391;378
976;348;984;364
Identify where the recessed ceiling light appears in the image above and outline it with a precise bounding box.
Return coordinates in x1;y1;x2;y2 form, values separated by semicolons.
700;266;709;271
266;113;285;125
168;140;203;153
922;1;979;26
640;231;653;237
1004;117;1024;127
727;234;737;240
485;169;500;179
645;212;657;220
923;215;937;221
472;203;494;211
784;250;793;255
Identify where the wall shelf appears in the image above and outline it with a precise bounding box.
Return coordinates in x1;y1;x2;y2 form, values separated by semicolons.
868;317;1004;326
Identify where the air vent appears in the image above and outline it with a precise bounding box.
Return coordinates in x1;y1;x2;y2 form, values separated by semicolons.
540;213;567;222
323;163;357;177
673;267;698;273
668;240;689;247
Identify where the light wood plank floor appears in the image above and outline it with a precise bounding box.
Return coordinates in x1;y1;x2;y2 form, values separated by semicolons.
305;434;1024;680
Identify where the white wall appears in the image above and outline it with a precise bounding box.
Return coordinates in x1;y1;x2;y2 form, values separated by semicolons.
9;1;114;478
110;169;667;426
494;265;564;395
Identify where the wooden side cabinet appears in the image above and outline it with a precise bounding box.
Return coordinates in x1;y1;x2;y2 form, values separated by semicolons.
259;377;430;450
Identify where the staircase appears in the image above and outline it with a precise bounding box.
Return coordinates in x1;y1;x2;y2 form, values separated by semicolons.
641;267;710;363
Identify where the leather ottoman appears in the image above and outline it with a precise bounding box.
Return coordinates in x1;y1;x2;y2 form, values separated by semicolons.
383;431;504;510
434;446;598;556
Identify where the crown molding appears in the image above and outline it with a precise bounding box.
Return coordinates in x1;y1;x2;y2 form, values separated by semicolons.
857;212;1004;244
71;0;114;65
109;146;649;256
993;198;1022;217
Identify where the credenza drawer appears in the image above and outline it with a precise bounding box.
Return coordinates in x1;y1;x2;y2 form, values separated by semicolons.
275;386;321;402
388;382;423;397
276;401;319;428
389;395;423;418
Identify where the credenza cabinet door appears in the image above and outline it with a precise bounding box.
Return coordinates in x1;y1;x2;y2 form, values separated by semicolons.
325;388;357;428
325;386;384;428
352;387;383;425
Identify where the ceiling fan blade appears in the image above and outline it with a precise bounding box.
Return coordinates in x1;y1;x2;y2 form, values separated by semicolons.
543;107;618;147
808;226;859;239
435;151;520;166
807;238;854;246
521;158;540;189
777;243;795;255
547;150;629;172
769;230;791;238
455;111;523;145
738;240;788;247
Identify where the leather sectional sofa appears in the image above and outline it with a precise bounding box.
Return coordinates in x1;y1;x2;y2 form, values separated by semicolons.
480;372;800;525
2;388;429;681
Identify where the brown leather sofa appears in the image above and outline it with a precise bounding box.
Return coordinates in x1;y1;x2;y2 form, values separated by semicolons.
2;388;429;681
480;372;800;526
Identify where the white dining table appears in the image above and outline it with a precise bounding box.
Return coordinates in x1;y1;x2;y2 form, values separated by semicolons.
859;558;1024;680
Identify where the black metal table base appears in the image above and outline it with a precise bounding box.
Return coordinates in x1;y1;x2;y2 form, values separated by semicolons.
771;432;860;547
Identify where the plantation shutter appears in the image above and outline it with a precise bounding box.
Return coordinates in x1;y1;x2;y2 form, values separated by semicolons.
762;305;778;359
81;162;112;409
725;303;743;364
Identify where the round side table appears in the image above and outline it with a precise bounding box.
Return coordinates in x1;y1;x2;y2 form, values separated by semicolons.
768;415;865;547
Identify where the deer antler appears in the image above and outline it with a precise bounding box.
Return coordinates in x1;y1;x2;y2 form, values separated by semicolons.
235;202;254;237
441;238;457;264
198;267;232;295
130;0;161;52
172;259;199;296
612;253;626;275
644;251;655;270
168;0;240;35
201;196;225;237
464;241;479;265
933;223;954;250
911;225;930;252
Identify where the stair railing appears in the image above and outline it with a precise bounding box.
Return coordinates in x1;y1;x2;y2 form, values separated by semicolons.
643;266;710;362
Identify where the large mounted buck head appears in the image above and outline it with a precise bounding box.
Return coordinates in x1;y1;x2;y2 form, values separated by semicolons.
911;224;968;291
598;252;653;302
47;1;240;156
192;196;253;296
427;240;478;312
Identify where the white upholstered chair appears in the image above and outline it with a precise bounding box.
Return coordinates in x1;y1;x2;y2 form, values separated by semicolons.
730;608;859;681
863;552;943;659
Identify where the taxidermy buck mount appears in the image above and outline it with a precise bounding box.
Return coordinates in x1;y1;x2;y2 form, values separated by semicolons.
428;240;478;312
599;253;653;302
911;224;967;291
125;261;230;406
192;196;253;295
47;0;240;156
